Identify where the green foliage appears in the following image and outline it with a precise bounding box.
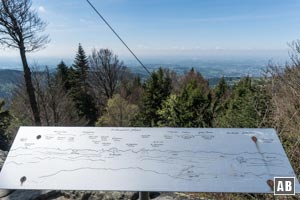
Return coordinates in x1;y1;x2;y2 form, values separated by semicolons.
72;43;89;85
180;68;210;92
215;77;272;128
0;100;11;150
119;74;144;104
96;94;139;127
72;90;97;124
137;68;172;127
157;94;179;127
70;44;98;125
0;100;11;132
158;78;212;127
211;77;231;125
214;77;228;100
5;113;30;147
56;61;71;91
1;42;299;199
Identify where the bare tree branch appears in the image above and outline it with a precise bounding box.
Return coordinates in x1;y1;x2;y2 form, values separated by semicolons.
0;0;50;125
0;0;49;52
89;48;126;100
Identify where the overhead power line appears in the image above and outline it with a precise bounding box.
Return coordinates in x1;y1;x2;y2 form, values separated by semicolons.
86;0;151;75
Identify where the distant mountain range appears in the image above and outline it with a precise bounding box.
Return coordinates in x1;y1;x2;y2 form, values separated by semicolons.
0;69;23;106
0;69;23;85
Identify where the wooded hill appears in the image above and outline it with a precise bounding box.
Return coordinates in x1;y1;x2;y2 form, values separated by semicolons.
0;43;300;199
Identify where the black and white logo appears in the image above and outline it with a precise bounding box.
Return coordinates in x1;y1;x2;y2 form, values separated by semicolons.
274;177;295;195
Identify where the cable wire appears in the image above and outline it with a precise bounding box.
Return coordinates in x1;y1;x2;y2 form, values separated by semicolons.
86;0;151;75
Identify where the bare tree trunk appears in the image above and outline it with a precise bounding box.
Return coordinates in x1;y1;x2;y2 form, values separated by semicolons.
19;45;41;126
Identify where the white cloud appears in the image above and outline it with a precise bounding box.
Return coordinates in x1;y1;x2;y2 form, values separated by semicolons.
38;6;46;13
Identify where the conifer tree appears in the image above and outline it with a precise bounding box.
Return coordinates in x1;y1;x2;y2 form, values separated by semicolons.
158;78;212;127
56;61;71;91
214;77;228;100
71;44;97;125
216;77;271;128
73;43;89;87
138;68;172;126
211;77;230;125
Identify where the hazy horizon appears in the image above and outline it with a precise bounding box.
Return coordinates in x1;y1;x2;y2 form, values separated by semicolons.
1;0;299;75
1;0;300;61
0;49;289;70
0;49;289;79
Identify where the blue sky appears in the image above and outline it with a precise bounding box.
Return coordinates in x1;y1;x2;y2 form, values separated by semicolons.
2;0;300;62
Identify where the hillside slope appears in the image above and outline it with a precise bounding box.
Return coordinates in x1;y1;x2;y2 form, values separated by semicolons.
0;69;22;102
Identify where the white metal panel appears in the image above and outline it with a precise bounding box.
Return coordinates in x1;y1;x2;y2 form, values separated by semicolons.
0;127;299;193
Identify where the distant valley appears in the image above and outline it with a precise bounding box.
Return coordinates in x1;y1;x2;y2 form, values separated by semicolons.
0;69;22;104
0;56;284;103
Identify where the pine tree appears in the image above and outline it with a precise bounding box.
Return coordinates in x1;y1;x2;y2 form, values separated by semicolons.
157;94;180;127
56;61;71;91
137;68;172;127
119;74;144;104
214;77;228;100
216;77;271;128
211;77;230;126
70;44;98;125
180;68;209;92
158;78;212;127
73;43;89;87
